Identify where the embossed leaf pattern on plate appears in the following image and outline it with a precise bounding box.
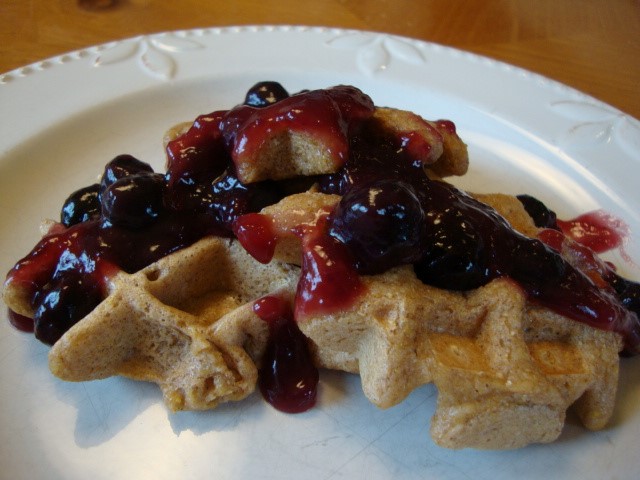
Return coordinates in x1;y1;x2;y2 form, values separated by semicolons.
326;32;426;74
551;100;640;157
94;34;204;80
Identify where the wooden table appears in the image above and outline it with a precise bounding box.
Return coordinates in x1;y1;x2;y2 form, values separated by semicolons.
1;0;639;119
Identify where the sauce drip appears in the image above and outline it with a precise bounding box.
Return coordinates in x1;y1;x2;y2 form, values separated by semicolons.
232;213;278;264
7;310;34;333
293;211;366;319
5;84;373;345
253;295;319;413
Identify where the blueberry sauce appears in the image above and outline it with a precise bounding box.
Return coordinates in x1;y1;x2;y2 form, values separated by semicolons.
101;153;155;191
517;194;629;254
165;111;228;195
322;128;640;352
7;212;220;344
237;106;640;353
557;210;629;254
293;210;367;319
516;194;559;230
253;295;319;413
221;85;375;180
232;213;278;264
329;179;426;275
61;184;101;227
537;227;640;351
5;84;373;347
6;81;640;362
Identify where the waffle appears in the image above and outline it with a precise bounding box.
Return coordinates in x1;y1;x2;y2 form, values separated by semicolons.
264;191;623;448
2;85;629;450
47;237;299;411
38;190;623;449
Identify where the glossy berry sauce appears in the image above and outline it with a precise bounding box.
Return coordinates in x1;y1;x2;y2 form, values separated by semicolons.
236;103;640;353
330;135;640;352
5;83;330;346
293;210;366;319
5;81;640;372
253;295;319;413
2;81;378;418
221;84;374;179
518;194;640;352
517;194;629;254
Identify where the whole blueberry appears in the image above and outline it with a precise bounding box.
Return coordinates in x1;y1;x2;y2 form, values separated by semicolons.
413;221;490;291
516;194;559;229
101;154;155;192
101;173;166;229
60;183;101;226
33;271;103;345
244;81;290;108
329;179;426;274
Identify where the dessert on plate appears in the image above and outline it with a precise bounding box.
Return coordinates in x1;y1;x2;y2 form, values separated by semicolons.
4;82;639;449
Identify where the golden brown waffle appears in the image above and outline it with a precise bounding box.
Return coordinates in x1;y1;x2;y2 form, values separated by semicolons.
265;191;622;449
48;237;299;411
162;106;470;185
300;266;621;449
35;190;622;449
371;107;469;177
1;97;625;450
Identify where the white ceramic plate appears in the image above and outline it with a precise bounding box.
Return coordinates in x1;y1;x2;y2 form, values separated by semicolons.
1;26;639;480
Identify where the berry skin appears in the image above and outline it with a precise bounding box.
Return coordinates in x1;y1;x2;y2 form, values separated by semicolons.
244;81;290;107
33;271;103;345
60;183;101;227
414;221;490;290
165;111;228;192
516;194;559;229
101;154;154;192
329;179;426;274
101;173;166;229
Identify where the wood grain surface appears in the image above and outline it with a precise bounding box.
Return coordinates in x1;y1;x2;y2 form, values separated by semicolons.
1;0;639;118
